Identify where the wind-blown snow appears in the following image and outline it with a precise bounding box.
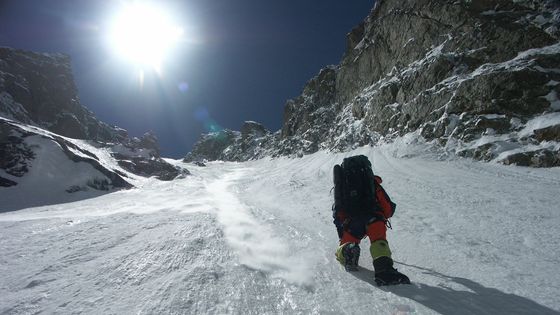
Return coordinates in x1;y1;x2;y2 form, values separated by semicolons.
1;146;560;314
208;168;313;286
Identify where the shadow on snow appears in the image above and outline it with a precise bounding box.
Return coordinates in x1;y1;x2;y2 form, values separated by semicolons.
350;263;559;315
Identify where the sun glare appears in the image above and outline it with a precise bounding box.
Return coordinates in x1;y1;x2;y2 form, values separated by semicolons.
109;2;183;70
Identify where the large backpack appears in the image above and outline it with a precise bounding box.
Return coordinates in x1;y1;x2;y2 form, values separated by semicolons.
333;155;378;215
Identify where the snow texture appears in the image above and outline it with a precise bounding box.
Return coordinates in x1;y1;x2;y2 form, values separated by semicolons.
0;135;110;209
1;145;560;314
0;117;148;211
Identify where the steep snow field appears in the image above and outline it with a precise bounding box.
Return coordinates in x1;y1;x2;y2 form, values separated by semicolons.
1;146;560;314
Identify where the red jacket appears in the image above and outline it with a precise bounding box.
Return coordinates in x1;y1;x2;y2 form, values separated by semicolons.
373;175;396;219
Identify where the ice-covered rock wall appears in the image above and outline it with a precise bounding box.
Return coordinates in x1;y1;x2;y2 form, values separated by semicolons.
186;0;560;167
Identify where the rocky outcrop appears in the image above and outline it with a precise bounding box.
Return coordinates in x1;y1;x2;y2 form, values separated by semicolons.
326;0;560;166
184;121;274;162
500;149;560;167
0;121;34;183
0;47;187;184
116;156;186;181
242;121;268;143
186;0;560;167
184;129;240;162
1;118;131;190
1;116;190;212
534;124;560;141
0;48;125;142
282;67;337;138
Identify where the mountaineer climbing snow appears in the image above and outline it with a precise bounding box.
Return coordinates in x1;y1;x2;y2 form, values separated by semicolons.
333;155;410;286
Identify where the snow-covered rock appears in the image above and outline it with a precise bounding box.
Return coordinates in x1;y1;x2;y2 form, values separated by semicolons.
183;129;241;162
185;0;560;167
0;47;123;141
184;121;275;162
0;48;190;210
0;118;130;211
0;117;190;212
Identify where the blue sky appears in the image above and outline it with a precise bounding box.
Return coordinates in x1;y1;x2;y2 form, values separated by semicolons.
0;0;374;157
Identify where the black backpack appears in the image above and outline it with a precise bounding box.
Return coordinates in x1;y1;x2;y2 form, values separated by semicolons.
333;155;378;215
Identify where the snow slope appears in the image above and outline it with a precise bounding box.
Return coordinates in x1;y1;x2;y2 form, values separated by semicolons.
1;146;560;314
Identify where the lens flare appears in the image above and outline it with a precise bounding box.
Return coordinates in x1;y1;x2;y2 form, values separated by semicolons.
178;82;189;93
194;107;223;133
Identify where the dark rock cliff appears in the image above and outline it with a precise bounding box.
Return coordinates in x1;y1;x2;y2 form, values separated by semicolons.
186;0;560;167
0;47;188;196
0;48;124;141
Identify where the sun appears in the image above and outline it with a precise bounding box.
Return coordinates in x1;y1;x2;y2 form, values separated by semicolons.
108;2;183;70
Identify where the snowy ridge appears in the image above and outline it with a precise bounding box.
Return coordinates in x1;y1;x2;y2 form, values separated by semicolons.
0;117;189;212
0;117;135;212
2;117;142;181
1;146;559;314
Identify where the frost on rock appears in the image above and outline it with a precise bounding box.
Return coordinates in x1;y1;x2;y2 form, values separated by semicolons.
185;0;560;167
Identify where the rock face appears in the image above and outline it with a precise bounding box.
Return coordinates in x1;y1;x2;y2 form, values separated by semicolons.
0;47;188;198
184;121;273;162
186;0;560;167
0;48;125;141
0;122;34;186
184;129;240;162
1;118;130;186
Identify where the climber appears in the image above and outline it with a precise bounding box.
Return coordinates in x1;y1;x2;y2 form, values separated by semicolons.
332;155;410;286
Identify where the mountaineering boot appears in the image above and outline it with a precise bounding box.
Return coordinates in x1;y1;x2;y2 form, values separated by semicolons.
373;256;410;286
336;242;360;271
370;240;410;286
